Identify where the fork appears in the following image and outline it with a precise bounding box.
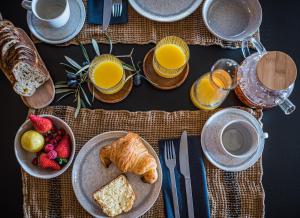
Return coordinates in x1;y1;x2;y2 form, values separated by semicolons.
164;141;180;218
112;0;123;17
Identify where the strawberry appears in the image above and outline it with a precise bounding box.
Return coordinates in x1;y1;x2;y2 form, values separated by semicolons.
29;115;53;134
55;134;71;159
38;153;61;170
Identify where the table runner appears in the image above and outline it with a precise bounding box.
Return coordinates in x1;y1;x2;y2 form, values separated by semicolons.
32;0;259;48
22;106;264;218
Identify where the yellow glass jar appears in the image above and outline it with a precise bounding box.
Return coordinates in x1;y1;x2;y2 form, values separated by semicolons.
153;36;190;78
89;54;125;95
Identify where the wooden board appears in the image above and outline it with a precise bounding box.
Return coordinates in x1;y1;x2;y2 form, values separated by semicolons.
143;48;189;90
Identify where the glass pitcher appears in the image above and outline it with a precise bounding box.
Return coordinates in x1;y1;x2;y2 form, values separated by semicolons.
235;38;297;115
190;59;239;110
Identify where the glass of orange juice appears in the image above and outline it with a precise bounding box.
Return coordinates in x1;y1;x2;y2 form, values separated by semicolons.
89;54;126;95
153;36;189;78
190;59;239;110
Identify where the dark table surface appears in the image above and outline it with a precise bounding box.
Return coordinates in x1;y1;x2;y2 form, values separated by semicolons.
1;0;300;217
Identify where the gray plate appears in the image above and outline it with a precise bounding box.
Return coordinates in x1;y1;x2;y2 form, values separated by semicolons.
72;131;162;218
201;108;267;172
129;0;203;22
27;0;85;44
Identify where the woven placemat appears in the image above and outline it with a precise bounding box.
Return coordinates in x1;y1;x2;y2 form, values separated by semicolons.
32;0;259;47
22;106;264;218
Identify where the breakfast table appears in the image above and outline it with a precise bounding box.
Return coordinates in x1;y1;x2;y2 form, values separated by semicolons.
0;0;300;217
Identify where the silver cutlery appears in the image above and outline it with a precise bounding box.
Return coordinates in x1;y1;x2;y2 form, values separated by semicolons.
179;131;195;218
164;141;180;218
102;0;113;31
112;0;123;17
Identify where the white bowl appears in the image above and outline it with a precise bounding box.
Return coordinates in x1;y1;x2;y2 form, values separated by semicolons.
14;115;76;179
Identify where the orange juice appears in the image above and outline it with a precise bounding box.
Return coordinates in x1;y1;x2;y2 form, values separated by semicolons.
92;61;123;89
153;36;189;78
155;44;186;69
190;70;232;110
89;55;125;95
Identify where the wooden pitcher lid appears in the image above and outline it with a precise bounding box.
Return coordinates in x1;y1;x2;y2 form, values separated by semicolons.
256;51;297;91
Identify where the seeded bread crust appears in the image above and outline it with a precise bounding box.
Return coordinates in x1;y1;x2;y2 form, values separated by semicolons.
0;20;13;29
6;45;37;68
93;175;136;217
0;19;49;96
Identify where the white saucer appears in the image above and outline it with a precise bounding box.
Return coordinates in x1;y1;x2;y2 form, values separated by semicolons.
201;108;267;172
27;0;85;44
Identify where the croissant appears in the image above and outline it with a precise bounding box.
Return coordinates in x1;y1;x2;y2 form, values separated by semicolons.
99;132;158;184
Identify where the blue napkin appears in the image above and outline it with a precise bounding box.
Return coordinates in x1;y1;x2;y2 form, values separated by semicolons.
159;136;211;218
87;0;128;25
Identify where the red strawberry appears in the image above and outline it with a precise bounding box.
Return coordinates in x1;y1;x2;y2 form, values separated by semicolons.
29;115;53;134
38;153;61;170
55;134;71;159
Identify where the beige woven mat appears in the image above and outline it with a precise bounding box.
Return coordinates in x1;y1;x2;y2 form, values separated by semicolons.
22;106;264;218
32;0;259;47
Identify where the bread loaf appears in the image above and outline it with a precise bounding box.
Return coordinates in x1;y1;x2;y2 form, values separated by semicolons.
0;19;49;96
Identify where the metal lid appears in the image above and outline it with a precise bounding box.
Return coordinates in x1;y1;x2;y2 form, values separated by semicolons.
256;51;297;91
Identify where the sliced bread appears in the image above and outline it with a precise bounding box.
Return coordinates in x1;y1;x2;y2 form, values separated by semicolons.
93;175;136;217
13;80;36;96
12;61;48;93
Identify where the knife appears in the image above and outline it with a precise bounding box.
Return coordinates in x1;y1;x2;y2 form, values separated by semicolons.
102;0;113;32
179;131;195;218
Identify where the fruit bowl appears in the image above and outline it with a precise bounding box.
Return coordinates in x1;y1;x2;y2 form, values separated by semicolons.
14;115;76;179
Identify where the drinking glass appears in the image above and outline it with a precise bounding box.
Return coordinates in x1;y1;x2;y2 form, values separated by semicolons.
89;54;125;95
153;36;190;78
190;59;239;110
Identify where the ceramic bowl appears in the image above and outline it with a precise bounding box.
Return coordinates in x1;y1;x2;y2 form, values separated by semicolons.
14;115;76;179
202;0;262;42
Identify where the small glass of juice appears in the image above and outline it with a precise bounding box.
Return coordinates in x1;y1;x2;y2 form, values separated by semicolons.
153;36;189;78
190;59;239;110
89;54;125;95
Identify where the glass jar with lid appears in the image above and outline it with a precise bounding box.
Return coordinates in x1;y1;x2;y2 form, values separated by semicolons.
235;38;297;115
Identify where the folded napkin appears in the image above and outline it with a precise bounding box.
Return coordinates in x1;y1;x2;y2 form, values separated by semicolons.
159;136;211;218
87;0;128;25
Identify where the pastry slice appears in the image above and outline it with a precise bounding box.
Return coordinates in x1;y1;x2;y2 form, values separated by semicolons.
93;175;136;217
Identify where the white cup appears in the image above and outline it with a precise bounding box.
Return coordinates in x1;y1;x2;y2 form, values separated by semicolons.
22;0;70;28
220;119;259;158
